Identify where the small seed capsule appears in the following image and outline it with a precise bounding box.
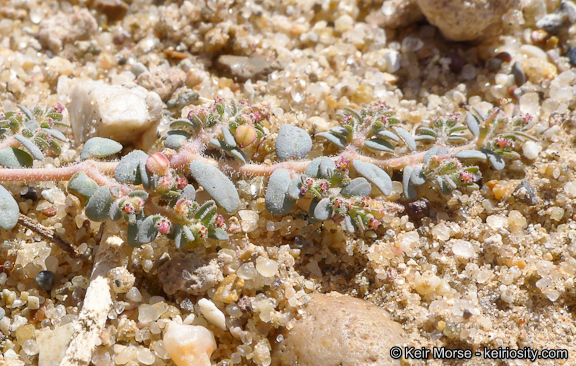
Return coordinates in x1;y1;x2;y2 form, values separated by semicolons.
234;124;257;148
146;152;170;176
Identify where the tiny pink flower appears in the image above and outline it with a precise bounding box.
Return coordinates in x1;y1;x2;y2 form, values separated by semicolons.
156;217;171;235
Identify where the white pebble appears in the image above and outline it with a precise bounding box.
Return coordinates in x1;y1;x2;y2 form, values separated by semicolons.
451;240;476;258
384;49;401;73
198;298;226;330
522;141;541;160
163;322;216;366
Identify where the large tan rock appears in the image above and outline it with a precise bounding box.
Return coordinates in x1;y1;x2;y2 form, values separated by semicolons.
69;80;163;145
416;0;520;41
271;292;407;366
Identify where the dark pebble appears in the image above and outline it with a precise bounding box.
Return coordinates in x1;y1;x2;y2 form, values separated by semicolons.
512;61;526;86
513;180;539;206
487;58;503;72
36;270;55;292
566;47;576;66
407;199;430;221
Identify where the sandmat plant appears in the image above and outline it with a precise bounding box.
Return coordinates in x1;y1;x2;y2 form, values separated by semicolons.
0;99;538;247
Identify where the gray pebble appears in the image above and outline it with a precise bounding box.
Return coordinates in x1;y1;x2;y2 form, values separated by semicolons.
513;180;539;206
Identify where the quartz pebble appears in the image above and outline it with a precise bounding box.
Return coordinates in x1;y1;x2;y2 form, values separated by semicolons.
451;240;476;258
138;302;169;323
37;323;75;366
68;80;163;145
198;298;226;330
163;322;216;366
522;141;541;160
271;293;405;366
416;0;519;41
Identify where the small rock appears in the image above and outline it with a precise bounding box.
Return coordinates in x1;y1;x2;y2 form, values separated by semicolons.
138;302;169;323
36;323;75;366
136;67;187;102
536;13;565;33
384;49;401;73
451;239;476;258
511;61;525;86
416;0;520;41
375;0;424;28
92;0;129;21
38;9;98;53
198;298;226;330
68;80;163;145
271;292;406;366
520;57;557;84
238;210;259;232
163;322;216;366
406;199;430;221
513;180;539;206
166;87;200;110
565;47;576;66
216;55;280;82
35;271;55;292
157;255;223;296
522;140;542;160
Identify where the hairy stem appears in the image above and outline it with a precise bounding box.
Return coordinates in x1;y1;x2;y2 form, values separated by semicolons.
0;143;476;185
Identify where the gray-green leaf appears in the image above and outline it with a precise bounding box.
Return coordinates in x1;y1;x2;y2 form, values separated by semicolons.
85;186;114;222
455;150;487;160
222;125;236;147
265;169;296;215
392;126;416;151
138;215;159;244
305;157;335;178
276;125;312;160
0;185;19;230
352;160;392;196
81;137;122;160
403;166;417;200
311;198;332;221
67;172;99;205
209;228;228;240
341;177;372;197
14;135;44;160
0;147;33;168
364;138;395;153
316;132;348;148
189;161;239;213
466;112;480;137
482;148;505;170
115;150;148;184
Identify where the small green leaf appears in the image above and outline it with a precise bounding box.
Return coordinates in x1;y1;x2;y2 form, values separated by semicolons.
170;118;199;131
14;135;44;160
287;177;302;199
341;177;372;197
209;228;228;240
109;199;122;221
222;125;236;147
375;130;400;142
0;147;33;168
311;198;332;221
179;185;196;201
115;150;148;185
316;132;348;148
410;167;426;186
85;186;114;222
173;225;184;248
482;148;506;170
403;166;417;200
42;128;67;141
466;111;480;137
276;125;312;160
265;169;296;215
364;138;395;153
81;137;123;160
455;150;487;160
127;220;143;247
189;161;239;213
305;157;335;178
352;160;392;196
195;200;217;221
392;126;416;151
67;172;99;205
344;214;355;233
164;134;187;149
210;139;248;163
0;185;19;230
182;225;196;242
138;215;160;244
128;190;149;201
